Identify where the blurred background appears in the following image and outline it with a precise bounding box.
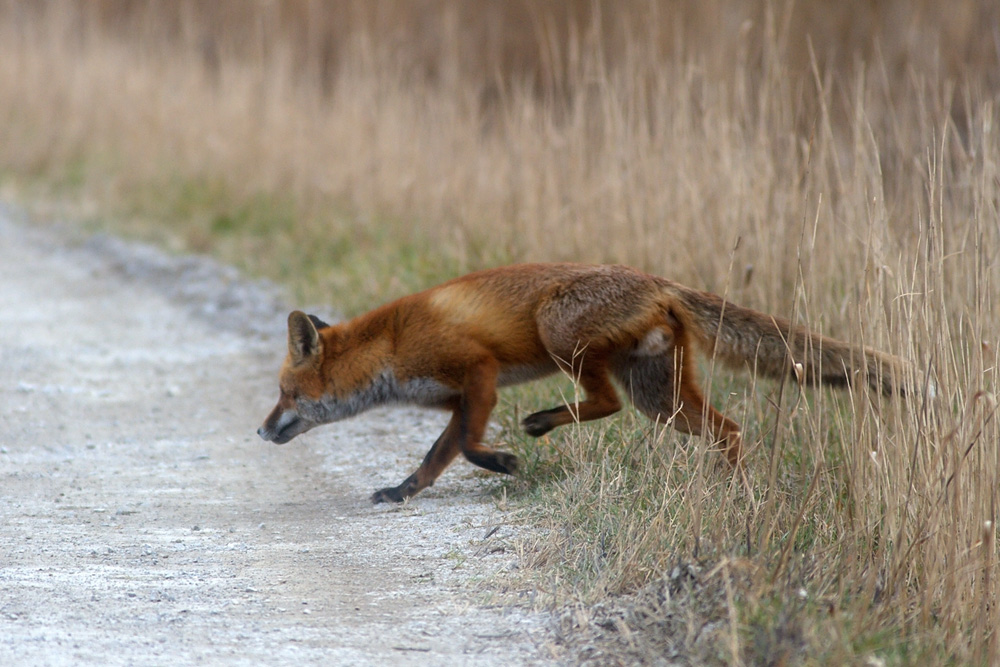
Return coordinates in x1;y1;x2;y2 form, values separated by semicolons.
6;1;996;97
2;0;997;312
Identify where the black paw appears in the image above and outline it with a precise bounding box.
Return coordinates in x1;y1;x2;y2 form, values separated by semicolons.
522;410;558;437
495;451;519;475
371;486;406;504
464;449;520;475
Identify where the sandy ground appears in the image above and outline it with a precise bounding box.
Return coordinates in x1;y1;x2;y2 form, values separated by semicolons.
0;208;558;665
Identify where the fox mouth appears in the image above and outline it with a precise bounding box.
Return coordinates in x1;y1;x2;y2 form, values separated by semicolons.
270;421;300;444
258;415;307;444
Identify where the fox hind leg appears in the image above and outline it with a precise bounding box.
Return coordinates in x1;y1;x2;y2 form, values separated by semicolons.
522;358;623;436
674;370;744;467
613;351;744;468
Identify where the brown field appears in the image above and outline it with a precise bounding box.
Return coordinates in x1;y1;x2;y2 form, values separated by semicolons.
2;1;998;663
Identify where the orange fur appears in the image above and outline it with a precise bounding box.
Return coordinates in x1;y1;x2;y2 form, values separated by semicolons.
257;263;910;502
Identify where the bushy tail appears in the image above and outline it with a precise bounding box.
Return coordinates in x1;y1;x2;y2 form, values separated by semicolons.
670;285;911;396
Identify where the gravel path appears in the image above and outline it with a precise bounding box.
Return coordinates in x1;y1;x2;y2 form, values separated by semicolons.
0;209;555;665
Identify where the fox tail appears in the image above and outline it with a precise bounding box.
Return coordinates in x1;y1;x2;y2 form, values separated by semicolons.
670;285;913;396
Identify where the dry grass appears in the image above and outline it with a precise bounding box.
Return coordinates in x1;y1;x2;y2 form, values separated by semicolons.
2;1;999;663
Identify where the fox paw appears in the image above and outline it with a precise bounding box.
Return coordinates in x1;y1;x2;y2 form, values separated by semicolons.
491;451;519;475
522;410;559;437
464;449;519;475
371;487;407;504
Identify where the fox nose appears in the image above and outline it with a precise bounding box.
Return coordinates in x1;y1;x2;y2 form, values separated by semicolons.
256;426;265;438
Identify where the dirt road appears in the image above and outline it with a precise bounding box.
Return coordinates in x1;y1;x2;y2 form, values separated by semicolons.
0;209;555;665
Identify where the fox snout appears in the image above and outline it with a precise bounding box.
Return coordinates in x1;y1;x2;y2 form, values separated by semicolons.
257;405;310;444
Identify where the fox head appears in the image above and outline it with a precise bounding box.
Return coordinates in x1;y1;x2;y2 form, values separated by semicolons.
257;311;334;444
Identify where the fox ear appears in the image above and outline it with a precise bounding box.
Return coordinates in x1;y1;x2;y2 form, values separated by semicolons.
287;310;321;365
307;314;331;330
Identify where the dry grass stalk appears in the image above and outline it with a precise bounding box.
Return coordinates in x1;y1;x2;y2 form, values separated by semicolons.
1;1;998;662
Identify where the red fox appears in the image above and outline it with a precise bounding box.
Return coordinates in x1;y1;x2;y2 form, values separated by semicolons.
257;263;909;503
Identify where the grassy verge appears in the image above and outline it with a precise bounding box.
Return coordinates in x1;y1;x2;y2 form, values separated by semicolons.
498;358;992;664
2;2;998;664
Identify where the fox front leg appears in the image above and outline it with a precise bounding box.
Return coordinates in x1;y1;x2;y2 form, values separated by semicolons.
371;412;463;503
371;359;517;503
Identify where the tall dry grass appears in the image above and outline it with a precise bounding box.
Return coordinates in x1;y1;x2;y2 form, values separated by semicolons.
1;1;998;662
